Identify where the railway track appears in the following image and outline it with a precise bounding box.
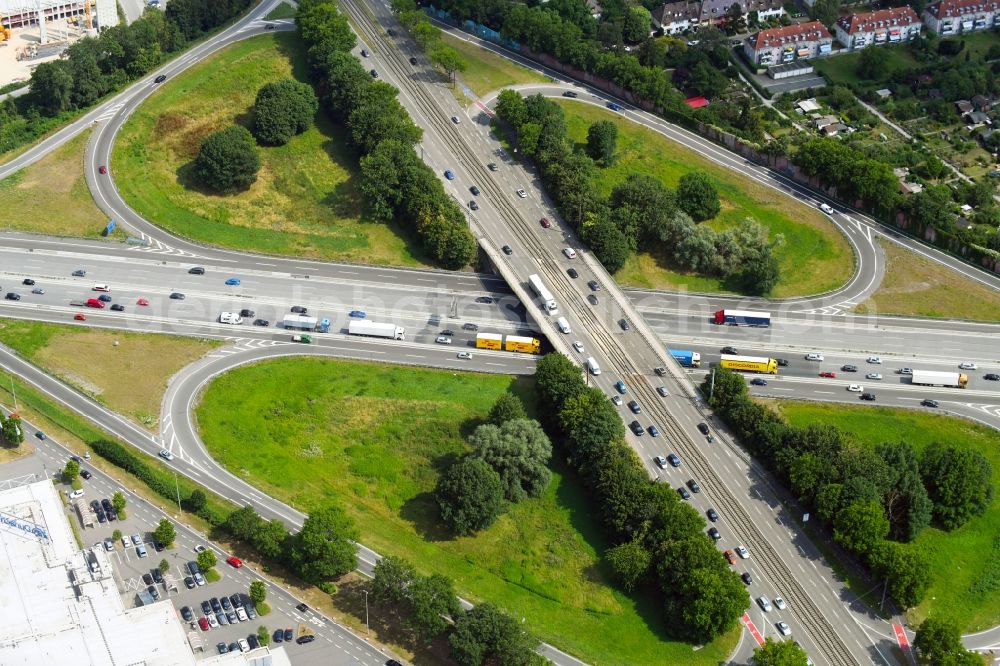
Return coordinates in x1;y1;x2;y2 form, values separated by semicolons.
336;3;861;664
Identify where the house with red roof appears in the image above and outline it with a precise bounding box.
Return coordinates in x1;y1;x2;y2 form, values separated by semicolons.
923;0;1000;35
743;21;834;67
834;7;923;50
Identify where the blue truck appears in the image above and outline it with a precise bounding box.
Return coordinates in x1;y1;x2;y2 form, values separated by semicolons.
713;309;771;327
668;349;702;368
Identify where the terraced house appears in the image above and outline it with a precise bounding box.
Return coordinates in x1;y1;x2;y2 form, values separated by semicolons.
834;6;923;50
922;0;1000;35
744;21;834;67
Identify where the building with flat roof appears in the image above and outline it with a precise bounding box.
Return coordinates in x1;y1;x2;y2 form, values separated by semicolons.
834;6;922;50
744;21;833;67
923;0;1000;35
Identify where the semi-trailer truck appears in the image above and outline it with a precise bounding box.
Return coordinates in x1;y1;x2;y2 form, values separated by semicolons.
348;320;405;340
282;315;331;333
476;333;503;350
476;333;540;354
669;349;702;368
910;370;968;388
714;309;771;327
528;274;558;314
720;354;778;374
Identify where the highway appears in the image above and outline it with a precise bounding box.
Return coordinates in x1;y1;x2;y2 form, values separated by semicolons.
0;0;997;663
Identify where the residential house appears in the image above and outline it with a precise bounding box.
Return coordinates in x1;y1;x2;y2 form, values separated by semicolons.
972;94;994;112
796;98;822;113
822;122;848;136
956;99;974;114
814;114;840;129
652;1;702;34
894;167;924;195
923;0;1000;36
744;21;834;67
965;110;992;126
699;0;785;26
834;7;923;50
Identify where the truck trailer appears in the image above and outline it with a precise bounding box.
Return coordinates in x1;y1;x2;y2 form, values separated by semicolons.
283;314;318;331
910;370;968;388
527;274;558;314
476;333;503;350
714;309;771;327
347;320;405;340
504;335;541;354
669;349;702;368
720;354;778;374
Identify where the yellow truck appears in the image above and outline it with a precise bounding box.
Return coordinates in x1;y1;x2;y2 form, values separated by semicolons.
476;333;503;350
505;336;540;354
720;354;778;374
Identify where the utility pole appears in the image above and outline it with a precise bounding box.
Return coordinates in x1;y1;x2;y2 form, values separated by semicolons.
363;589;370;635
174;472;181;514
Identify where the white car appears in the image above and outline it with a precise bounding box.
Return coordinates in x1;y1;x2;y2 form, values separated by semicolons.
819;203;834;214
158;449;175;461
194;544;207;553
238;638;250;652
572;341;584;353
435;336;452;344
516;188;527;198
736;545;749;559
457;351;472;359
776;621;792;637
847;384;863;392
805;353;824;361
451;115;460;124
959;362;978;370
68;489;84;499
757;596;772;612
773;596;786;610
563;247;578;259
207;614;219;628
104;539;114;551
236;607;249;622
122;535;131;548
611;395;622;406
865;373;882;380
867;356;882;364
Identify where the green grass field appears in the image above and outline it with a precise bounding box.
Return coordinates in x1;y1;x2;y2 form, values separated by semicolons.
112;33;430;267
442;33;550;98
812;45;919;87
265;2;296;19
776;401;1000;630
196;358;738;665
557;101;853;297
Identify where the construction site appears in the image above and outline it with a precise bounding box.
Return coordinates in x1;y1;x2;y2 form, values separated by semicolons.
0;0;120;89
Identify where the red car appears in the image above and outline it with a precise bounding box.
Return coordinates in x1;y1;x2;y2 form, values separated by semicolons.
539;217;551;228
74;313;86;321
98;165;107;174
819;371;836;378
137;298;150;306
198;616;209;631
226;556;243;568
724;549;737;565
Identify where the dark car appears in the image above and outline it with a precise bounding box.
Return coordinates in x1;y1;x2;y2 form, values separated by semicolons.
370;69;378;78
199;600;212;615
629;420;644;436
291;306;307;314
587;294;599;305
750;378;767;386
721;346;739;354
72;269;87;277
253;319;270;327
90;500;101;512
110;303;125;311
860;392;876;401
230;594;243;608
677;486;691;500
707;508;719;521
470;185;480;196
387;28;396;35
151;568;163;583
619;319;630;331
921;399;939;408
184;576;195;589
154;74;167;83
487;162;499;171
265;23;275;29
273;629;284;643
440;330;455;336
180;606;194;621
248;634;260;649
667;453;681;467
98;294;112;302
687;479;701;493
628;400;641;414
217;642;228;655
169;292;185;300
221;596;232;611
741;572;753;585
387;661;404;666
648;425;660;437
147;585;160;600
227;611;238;624
96;508;107;523
80;469;92;479
101;498;113;512
567;268;578;278
562;91;579;98
142;573;154;586
409;56;418;64
776;358;789;367
297;635;316;644
502;245;513;255
697;422;710;435
188;266;205;275
296;602;309;612
708;527;721;540
985;373;1000;381
239;309;255;318
462;323;479;331
5;293;21;301
587;280;601;291
210;597;222;612
841;364;858;372
284;628;294;642
22;278;35;285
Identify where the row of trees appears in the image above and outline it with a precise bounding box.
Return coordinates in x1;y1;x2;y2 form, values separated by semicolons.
435;394;552;535
535;353;746;643
705;367;993;608
296;0;477;270
493;89;782;294
372;555;543;665
0;0;253;153
392;0;467;81
795;138;900;218
0;412;24;447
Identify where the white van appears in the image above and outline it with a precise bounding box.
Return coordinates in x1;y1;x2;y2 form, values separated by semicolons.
586;357;601;375
219;312;243;325
92;283;110;292
562;248;577;259
805;352;824;361
556;317;571;334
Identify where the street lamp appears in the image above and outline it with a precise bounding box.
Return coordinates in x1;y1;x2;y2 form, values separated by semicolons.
362;589;370;635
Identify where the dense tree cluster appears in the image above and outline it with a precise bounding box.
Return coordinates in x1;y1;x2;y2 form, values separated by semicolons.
493;89;782;294
535;353;746;643
436;457;507;535
297;0;476;270
913;616;983;665
0;412;24;447
704;367;993;608
252;79;318;146
193;125;261;192
0;0;252;153
795;138;900;217
753;637;810;665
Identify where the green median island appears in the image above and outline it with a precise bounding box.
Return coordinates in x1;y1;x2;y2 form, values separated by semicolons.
196;357;739;665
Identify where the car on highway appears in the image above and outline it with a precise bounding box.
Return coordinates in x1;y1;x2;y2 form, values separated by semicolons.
867;356;882;364
225;277;241;286
720;346;739;354
707;508;718;521
539;217;551;228
619;319;630;331
860;392;876;401
169;292;185;300
847;384;863;392
435;336;452;344
587;294;599;305
819;371;836;378
736;546;749;559
98;294;112;302
678;486;690;500
572;341;584;353
22;278;34;285
686;479;700;493
655;366;667;376
158;449;175;461
697;423;710;436
757;596;772;612
135;297;149;306
866;373;882;380
469;200;479;210
611;394;622;406
708;527;721;541
665;453;681;467
72;269;87;277
487;162;498;171
265;23;275;30
349;310;366;318
154;74;167;83
567;268;578;278
776;358;789;366
31;287;44;294
656;385;669;397
98;165;107;174
607;102;623;112
562;91;579;98
563;247;578;259
110;304;125;311
444;169;455;180
409;56;418;65
587;280;600;291
35;431;47;440
984;373;1000;380
921;399;939;408
5;293;21;301
450;115;461;123
959;362;977;370
899;367;913;375
647;425;660;437
841;364;858;372
654;455;668;469
469;185;480;196
188;266;205;275
457;351;472;359
462;323;478;331
290;306;307;314
774;596;786;610
628;421;644;436
501;244;513;255
74;313;86;321
253;319;270;327
615;380;628;394
628;400;641;414
369;69;378;78
819;203;834;214
750;378;767;386
516;188;527;198
741;572;753;585
226;556;243;568
806;352;824;361
776;621;791;636
724;549;737;564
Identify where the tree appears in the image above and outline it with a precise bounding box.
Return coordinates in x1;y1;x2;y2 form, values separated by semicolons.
877;442;932;542
184;489;207;513
30;61;74;116
252;79;318;146
197;548;217;571
428;43;467;83
436;458;506;535
677;171;721;221
487;393;526;426
921;442;993;529
249;580;267;607
289;502;359;584
870;541;931;608
225;505;264;543
372;555;416;604
407;573;462;640
449;603;540;666
63;459;80;483
535;352;588;413
494;89;527;128
833;500;889;560
159;558;170;572
857;45;889;80
559;388;625;470
605;540;651;591
583;213;631;273
112;491;127;517
153;518;176;548
0;413;24;447
252;519;290;560
674;567;747;643
914;616;974;664
468;419;552;502
193;125;261;193
609;174;677;248
586;120;618;163
753;636;810;665
809;0;840;26
686;61;729;99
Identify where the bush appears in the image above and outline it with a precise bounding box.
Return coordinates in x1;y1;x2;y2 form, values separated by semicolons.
252;79;318;145
193;125;261;193
435;458;506;535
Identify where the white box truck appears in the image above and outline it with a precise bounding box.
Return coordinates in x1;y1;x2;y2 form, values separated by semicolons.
348;320;405;340
556;317;571;334
586;357;601;375
528;274;558;314
219;312;243;325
